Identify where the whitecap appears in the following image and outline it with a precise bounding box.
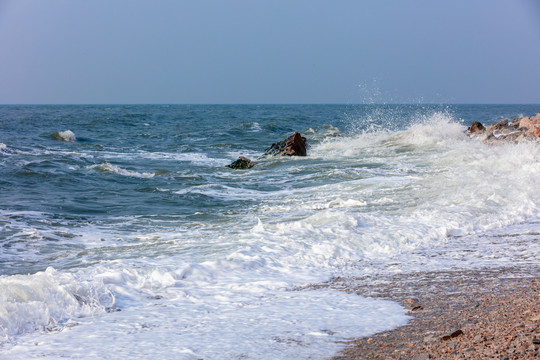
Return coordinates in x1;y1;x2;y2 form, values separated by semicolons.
250;122;262;132
92;150;228;167
87;163;156;178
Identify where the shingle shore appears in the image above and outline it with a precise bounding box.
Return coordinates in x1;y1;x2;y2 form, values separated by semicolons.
325;268;539;359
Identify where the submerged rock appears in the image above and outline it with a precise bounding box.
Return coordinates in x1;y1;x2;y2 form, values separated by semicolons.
51;130;76;142
467;114;540;145
263;131;308;156
227;156;255;169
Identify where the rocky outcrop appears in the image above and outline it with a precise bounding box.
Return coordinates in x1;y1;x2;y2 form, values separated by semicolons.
467;113;540;144
468;121;486;133
227;131;308;170
263;132;308;156
227;156;255;169
518;114;540;136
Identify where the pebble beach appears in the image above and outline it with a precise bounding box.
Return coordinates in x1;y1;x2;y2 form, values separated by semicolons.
331;267;540;359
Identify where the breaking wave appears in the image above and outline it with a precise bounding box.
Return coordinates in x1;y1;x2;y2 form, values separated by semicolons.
87;163;157;178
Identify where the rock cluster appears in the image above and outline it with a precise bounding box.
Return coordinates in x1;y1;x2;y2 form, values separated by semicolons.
227;131;308;169
468;113;540;144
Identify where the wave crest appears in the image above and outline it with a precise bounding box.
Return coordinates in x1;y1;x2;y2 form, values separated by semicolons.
87;163;156;178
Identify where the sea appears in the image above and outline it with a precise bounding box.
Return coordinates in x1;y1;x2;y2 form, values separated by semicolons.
0;104;539;359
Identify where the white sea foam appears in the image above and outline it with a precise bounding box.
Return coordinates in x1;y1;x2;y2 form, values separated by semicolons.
91;150;228;166
174;184;287;200
253;112;540;268
0;268;113;342
249;121;262;131
0;262;409;359
87;163;156;178
0;143;6;152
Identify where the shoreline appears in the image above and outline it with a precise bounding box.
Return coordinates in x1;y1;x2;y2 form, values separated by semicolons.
322;267;540;359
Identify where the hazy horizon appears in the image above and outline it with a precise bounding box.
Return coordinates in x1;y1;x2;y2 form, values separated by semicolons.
2;102;540;106
1;0;539;105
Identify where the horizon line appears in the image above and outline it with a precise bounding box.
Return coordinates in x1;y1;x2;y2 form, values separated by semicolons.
1;102;540;106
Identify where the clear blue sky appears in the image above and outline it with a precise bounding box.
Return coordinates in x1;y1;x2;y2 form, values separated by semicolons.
0;0;539;104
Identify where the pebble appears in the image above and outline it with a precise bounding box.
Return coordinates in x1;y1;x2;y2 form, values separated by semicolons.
423;335;436;343
402;298;423;311
473;334;484;343
440;329;464;341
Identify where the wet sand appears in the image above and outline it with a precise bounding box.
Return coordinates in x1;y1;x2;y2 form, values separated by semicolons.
322;267;539;359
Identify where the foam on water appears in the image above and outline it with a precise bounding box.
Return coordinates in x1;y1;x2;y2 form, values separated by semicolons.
248;112;540;268
0;268;113;342
91;150;229;166
3;285;407;360
0;256;410;359
87;163;157;178
1;105;539;359
247;121;262;132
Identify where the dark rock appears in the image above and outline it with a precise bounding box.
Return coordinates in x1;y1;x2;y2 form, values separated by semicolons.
263;132;308;157
440;329;463;341
227;156;255;169
402;298;423;311
468;121;485;133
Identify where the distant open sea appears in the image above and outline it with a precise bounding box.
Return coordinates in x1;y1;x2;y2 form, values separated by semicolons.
1;104;539;359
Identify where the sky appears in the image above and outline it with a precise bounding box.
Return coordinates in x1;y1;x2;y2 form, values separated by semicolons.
0;0;539;104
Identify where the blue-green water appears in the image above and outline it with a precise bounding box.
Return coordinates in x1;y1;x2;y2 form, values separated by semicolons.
1;104;539;359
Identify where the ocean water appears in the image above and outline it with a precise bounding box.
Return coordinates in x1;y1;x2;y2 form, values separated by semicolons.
0;104;539;359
